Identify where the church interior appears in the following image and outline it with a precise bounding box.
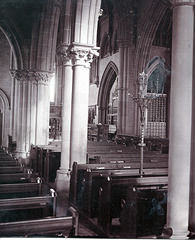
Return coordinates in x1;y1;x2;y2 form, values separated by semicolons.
0;0;195;238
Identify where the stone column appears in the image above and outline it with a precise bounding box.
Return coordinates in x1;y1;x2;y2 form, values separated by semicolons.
10;70;18;141
55;47;73;192
21;78;28;155
70;45;98;165
117;42;124;135
12;70;29;162
167;1;194;238
11;70;51;162
34;72;51;145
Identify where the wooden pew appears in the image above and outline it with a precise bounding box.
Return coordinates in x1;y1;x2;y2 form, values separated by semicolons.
0;166;24;174
87;151;168;164
29;145;40;173
0;154;14;161
115;135;169;153
8;134;16;152
0;172;38;184
44;148;61;182
69;162;168;220
0;160;19;167
0;206;78;237
0;189;57;222
0;181;42;199
98;175;168;238
30;145;61;182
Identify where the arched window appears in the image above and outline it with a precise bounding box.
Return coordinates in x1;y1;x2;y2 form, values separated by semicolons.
107;78;118;125
97;61;118;125
145;57;170;138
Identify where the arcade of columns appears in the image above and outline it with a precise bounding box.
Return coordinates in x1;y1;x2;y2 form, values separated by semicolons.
7;0;195;238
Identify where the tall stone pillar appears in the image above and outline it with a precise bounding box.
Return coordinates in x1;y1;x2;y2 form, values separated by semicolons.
34;72;51;145
12;71;29;162
55;47;73;192
11;70;52;163
117;42;124;135
10;71;18;141
167;1;194;238
70;45;98;165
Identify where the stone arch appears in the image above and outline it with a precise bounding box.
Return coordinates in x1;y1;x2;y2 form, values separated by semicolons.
31;0;62;72
0;89;11;147
0;89;10;110
0;24;23;69
98;61;118;123
134;1;170;78
145;56;171;94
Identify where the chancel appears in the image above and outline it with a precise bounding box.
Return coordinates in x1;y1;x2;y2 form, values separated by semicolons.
0;0;194;239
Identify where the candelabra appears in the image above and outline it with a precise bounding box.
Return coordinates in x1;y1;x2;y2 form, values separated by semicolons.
128;71;159;177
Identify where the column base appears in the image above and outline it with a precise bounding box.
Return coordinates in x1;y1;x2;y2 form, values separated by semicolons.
169;229;189;239
55;169;71;194
15;151;29;165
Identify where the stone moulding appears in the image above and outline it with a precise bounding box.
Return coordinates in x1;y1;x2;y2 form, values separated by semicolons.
10;69;54;85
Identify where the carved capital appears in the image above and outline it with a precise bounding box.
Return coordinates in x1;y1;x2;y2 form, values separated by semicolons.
170;0;195;6
57;46;72;66
10;69;53;85
70;45;99;67
31;71;53;85
10;70;30;84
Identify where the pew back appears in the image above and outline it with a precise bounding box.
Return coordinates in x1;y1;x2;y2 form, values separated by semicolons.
0;207;78;237
0;173;38;184
0;182;42;199
98;175;168;237
0;193;57;222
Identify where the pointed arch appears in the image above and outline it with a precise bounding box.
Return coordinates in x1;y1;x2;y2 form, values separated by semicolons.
144;57;170;138
0;24;23;69
0;89;11;110
134;1;170;79
0;89;11;147
98;61;118;123
145;56;171;94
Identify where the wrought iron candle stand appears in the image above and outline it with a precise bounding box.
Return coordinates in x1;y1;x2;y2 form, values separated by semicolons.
128;71;159;177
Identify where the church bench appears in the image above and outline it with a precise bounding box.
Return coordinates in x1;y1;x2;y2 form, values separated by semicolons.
0;166;24;174
69;162;168;219
116;135;169;152
30;145;61;182
0;172;39;184
0;206;78;237
77;161;168;171
0;190;57;222
29;145;40;173
0;151;11;156
0;160;19;167
43;149;61;182
98;156;168;164
97;175;168;237
0;181;42;199
87;152;168;162
0;155;14;161
88;156;168;164
87;145;138;152
85;172;167;219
